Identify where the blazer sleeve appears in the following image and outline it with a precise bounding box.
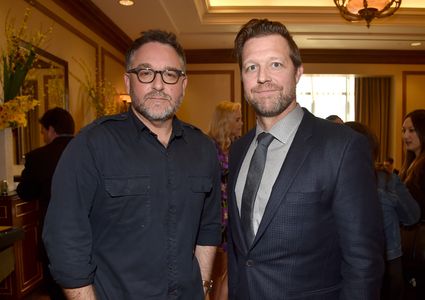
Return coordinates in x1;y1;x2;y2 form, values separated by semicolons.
332;133;385;300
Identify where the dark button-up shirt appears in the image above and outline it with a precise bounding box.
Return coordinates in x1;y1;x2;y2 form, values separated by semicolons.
43;110;221;300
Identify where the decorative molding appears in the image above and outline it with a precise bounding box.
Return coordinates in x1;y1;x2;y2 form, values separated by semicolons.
0;206;7;219
301;49;425;64
186;48;425;64
41;0;425;64
50;0;132;54
186;70;235;101
25;0;99;50
15;201;37;218
100;47;125;82
402;71;425;118
26;0;107;94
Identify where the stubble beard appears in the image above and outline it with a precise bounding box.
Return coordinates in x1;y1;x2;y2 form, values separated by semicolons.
246;83;296;117
130;88;183;122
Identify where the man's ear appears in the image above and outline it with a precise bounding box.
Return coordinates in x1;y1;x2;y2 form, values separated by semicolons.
295;65;304;84
124;73;131;94
181;76;188;97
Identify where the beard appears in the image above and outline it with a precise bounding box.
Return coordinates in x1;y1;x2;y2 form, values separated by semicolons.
130;88;183;122
245;82;296;117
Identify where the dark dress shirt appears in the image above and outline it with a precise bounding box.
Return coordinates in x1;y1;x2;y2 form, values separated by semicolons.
43;110;221;300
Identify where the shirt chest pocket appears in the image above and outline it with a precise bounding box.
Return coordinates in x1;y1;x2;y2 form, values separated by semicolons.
189;176;212;193
188;176;213;206
104;176;151;230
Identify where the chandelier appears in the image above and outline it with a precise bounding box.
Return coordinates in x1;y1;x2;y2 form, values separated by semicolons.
334;0;402;28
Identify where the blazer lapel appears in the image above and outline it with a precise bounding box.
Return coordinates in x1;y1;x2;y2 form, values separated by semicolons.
228;129;256;252
253;109;316;246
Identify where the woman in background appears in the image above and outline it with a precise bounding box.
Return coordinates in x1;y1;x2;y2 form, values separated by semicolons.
399;109;425;299
345;121;420;300
208;101;243;300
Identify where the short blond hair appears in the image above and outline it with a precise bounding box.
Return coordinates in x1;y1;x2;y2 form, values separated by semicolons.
208;101;241;152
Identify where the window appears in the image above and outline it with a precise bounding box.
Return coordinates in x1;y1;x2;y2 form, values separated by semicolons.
297;74;355;122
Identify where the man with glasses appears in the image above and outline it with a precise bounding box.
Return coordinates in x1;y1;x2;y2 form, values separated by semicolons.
43;30;221;300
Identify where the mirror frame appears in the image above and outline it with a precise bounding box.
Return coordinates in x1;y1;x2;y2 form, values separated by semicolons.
14;42;69;164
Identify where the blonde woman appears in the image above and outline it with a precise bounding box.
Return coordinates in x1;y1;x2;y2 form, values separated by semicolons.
208;101;242;300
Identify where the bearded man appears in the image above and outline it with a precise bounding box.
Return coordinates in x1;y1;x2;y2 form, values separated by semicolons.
43;30;221;300
227;19;384;300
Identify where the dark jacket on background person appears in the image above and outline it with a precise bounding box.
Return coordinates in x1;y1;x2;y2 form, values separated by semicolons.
17;135;73;214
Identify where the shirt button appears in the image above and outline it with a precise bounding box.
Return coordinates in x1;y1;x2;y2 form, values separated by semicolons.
246;259;254;267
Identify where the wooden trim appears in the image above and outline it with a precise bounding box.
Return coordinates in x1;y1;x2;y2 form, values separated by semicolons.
186;48;425;64
25;0;98;50
100;47;125;82
50;0;132;54
186;70;235;101
402;71;425;118
25;0;99;105
42;0;425;64
186;49;235;64
301;49;425;64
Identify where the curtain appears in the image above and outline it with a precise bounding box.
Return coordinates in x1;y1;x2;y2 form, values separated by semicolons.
355;76;391;162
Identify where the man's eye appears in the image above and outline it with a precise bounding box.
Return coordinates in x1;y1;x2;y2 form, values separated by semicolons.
138;69;152;76
245;65;257;72
164;70;178;79
271;62;283;68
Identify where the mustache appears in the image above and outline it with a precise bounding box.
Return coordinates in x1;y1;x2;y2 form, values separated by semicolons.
143;91;171;101
252;83;282;92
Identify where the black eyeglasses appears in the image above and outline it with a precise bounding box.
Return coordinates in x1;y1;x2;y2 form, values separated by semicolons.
126;67;186;84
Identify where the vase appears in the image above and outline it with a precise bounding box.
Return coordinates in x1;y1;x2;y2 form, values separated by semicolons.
0;127;14;192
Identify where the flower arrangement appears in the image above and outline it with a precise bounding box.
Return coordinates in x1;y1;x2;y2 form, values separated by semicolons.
0;95;38;129
0;8;51;128
73;59;122;118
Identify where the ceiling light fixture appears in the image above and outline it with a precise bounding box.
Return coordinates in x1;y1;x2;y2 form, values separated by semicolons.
119;0;134;6
334;0;402;28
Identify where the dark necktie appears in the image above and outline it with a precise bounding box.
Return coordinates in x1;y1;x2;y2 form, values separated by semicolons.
240;132;274;246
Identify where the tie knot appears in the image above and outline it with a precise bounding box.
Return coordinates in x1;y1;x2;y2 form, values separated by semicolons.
257;132;274;148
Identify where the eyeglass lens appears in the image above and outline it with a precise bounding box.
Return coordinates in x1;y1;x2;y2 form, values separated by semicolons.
136;69;182;84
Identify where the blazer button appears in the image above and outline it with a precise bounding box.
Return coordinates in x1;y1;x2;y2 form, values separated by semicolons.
246;259;254;267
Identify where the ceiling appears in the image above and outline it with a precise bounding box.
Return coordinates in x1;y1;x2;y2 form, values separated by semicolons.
86;0;425;51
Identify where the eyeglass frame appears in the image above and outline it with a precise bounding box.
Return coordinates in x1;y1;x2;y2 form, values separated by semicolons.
126;67;186;85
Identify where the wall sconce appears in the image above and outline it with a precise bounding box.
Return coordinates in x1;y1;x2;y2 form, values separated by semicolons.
119;94;131;103
334;0;402;28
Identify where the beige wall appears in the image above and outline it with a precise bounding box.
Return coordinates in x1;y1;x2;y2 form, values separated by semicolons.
1;0;424;172
0;0;126;132
1;0;126;175
178;64;242;133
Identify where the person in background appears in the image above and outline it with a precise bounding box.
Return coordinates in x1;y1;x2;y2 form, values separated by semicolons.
345;121;420;300
17;107;74;300
384;157;399;175
399;109;425;299
208;100;243;300
325;114;344;124
43;30;221;300
227;18;384;300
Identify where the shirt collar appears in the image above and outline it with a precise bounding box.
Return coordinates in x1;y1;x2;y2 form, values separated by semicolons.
129;108;185;141
255;103;304;144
